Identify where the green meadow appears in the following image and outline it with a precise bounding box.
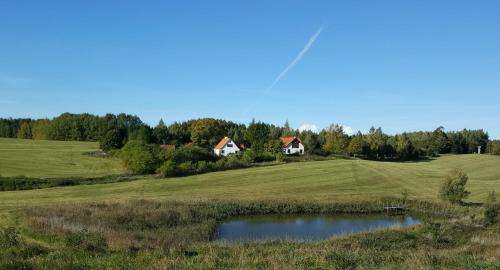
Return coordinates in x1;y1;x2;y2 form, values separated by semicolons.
1;151;499;210
0;138;125;178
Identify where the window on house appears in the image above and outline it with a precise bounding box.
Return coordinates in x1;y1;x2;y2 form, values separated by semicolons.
221;150;225;154
227;143;233;147
287;149;290;154
291;141;299;148
300;149;303;154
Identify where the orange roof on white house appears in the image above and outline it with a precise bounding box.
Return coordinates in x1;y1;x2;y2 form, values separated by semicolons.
280;137;301;146
215;137;232;149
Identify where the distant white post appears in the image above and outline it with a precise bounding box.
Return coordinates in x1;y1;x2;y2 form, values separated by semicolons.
478;146;482;154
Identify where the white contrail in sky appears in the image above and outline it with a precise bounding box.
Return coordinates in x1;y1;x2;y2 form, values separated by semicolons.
241;25;325;118
267;24;325;91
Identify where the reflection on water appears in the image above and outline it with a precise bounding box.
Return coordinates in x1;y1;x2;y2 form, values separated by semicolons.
217;214;420;241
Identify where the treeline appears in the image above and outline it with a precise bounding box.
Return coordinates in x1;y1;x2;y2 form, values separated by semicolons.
0;113;495;161
102;118;492;176
0;113;148;144
488;140;500;155
108;119;492;160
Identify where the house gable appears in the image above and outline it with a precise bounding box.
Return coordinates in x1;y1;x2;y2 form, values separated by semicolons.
280;137;304;155
214;137;240;156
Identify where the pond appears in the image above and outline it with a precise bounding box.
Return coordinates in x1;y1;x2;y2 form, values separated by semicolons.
217;214;420;241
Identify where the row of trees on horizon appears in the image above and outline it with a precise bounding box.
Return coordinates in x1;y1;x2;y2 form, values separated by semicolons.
0;112;498;160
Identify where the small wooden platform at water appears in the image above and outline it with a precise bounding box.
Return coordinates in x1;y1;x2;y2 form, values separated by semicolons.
383;205;408;215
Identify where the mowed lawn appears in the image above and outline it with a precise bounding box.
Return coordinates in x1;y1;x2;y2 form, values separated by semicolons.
0;151;499;211
0;138;125;178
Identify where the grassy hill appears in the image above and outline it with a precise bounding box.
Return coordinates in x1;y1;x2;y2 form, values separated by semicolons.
0;138;125;178
0;150;499;210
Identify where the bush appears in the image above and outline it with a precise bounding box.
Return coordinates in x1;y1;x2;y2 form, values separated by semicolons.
65;230;108;253
214;158;228;170
275;152;285;162
241;149;256;163
158;155;249;177
119;140;159;174
253;152;276;163
484;204;499;225
438;169;470;204
99;128;124;151
177;161;196;175
196;161;213;173
157;160;178;176
167;145;216;164
225;156;244;169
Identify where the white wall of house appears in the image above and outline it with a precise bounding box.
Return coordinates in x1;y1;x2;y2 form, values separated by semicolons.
214;140;240;156
283;143;304;155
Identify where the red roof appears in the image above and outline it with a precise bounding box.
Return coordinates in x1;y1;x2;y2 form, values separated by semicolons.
280;137;301;146
215;137;232;149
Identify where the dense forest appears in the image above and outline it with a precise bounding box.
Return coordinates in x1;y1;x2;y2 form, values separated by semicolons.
0;113;495;157
0;113;145;142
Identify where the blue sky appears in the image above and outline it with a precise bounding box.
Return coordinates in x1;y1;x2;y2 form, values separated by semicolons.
1;1;499;138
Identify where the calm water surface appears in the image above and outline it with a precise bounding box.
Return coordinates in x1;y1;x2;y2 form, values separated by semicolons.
217;214;420;241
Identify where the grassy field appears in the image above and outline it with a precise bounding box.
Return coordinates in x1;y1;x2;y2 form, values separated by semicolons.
0;138;125;178
0;152;499;210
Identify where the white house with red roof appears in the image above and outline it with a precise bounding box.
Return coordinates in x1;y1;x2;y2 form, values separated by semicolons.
214;137;240;156
280;137;305;155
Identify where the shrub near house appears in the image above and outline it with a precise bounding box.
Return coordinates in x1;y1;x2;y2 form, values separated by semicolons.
156;144;249;176
119;140;159;174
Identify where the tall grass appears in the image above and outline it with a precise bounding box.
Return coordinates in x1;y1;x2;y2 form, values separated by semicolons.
0;200;497;269
24;199;468;250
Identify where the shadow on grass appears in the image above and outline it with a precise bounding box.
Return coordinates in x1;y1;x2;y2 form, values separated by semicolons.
0;174;137;191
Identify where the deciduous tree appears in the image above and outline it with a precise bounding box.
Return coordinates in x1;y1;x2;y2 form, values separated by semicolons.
321;124;348;155
16;122;32;139
348;132;365;157
439;169;470;204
